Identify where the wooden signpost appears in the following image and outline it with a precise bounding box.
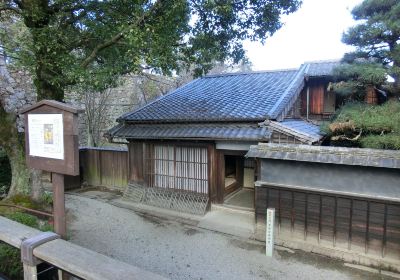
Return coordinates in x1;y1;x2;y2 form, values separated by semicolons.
20;100;80;239
266;208;275;257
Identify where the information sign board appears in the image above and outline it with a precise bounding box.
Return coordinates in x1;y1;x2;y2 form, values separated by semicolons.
28;114;64;160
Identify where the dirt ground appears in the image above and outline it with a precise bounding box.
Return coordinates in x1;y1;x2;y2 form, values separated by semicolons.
65;192;395;280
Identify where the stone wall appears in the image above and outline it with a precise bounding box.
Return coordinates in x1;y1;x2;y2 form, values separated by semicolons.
0;56;35;131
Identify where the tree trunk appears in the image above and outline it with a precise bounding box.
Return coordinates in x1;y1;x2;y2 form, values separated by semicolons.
0;107;30;197
35;63;64;101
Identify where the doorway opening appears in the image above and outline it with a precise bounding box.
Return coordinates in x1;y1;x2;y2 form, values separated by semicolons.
223;156;256;210
224;155;240;195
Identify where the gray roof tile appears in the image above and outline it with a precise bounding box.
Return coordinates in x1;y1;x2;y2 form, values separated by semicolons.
247;143;400;169
266;119;323;144
110;60;342;141
108;123;270;141
304;60;340;77
120;68;305;123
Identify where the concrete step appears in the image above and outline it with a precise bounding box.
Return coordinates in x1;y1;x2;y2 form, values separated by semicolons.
199;207;255;239
211;204;255;218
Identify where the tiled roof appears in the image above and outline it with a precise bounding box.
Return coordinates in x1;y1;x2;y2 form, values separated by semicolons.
267;119;323;144
110;60;342;141
107;123;271;141
119;67;305;123
304;60;340;78
246;143;400;169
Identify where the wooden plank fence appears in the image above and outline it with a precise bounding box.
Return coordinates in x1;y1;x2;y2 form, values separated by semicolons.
80;147;128;190
256;185;400;261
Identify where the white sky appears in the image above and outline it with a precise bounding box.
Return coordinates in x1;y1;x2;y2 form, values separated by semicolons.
244;0;364;71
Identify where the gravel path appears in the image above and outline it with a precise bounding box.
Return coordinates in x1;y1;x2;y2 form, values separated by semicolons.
66;194;390;280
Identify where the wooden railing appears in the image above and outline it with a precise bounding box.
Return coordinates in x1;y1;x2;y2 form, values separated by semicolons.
0;216;166;280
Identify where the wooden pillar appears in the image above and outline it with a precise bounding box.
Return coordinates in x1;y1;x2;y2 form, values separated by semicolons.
236;157;244;188
216;150;225;204
208;144;217;203
52;173;66;239
23;264;38;280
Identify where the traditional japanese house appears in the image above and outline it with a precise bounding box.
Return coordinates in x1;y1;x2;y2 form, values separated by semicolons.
107;60;341;215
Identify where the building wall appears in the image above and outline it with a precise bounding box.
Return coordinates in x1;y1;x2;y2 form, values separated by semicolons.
255;158;400;269
269;132;304;144
127;140;219;199
260;159;400;199
300;79;336;120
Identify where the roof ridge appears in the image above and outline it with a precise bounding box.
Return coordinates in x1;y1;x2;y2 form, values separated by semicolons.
303;59;341;64
203;68;299;78
267;64;307;119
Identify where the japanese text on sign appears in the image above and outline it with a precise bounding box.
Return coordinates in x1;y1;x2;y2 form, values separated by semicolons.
28;114;64;160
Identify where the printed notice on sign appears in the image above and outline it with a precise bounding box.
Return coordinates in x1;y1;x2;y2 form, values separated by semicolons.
28;114;64;160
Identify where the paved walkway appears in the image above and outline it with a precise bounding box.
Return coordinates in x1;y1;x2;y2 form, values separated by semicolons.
66;193;392;280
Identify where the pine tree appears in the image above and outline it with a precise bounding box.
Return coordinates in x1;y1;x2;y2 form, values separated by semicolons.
334;0;400;99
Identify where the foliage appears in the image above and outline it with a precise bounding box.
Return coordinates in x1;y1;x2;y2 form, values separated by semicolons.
0;242;21;280
0;0;301;101
360;134;400;150
0;212;53;280
41;191;53;206
327;101;400;149
333;0;400;98
4;211;53;231
10;194;40;209
0;150;11;195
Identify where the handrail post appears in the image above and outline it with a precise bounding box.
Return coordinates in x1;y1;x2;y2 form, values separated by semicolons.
23;263;38;280
20;232;60;280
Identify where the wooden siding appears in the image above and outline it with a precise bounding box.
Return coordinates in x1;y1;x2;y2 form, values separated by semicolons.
80;148;128;190
309;83;325;114
270;131;303;144
323;90;336;113
285;95;302;119
365;86;378;105
256;186;400;260
128;142;145;184
300;81;336;119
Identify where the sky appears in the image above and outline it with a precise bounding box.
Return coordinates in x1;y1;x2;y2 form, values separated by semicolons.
244;0;364;71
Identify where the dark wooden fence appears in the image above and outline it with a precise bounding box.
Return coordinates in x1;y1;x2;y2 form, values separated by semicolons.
80;147;128;190
256;186;400;261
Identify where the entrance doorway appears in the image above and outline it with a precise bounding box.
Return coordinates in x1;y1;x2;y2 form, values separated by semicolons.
222;156;256;210
224;155;242;195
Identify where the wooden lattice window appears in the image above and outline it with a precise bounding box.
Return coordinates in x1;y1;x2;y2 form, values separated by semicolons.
146;144;209;194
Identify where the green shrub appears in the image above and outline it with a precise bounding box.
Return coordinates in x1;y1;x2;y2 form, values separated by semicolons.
11;194;40;209
0;212;53;280
6;212;38;227
360;134;400;150
41;191;53;206
329;101;400;149
0;151;11;195
0;242;22;280
333;101;400;134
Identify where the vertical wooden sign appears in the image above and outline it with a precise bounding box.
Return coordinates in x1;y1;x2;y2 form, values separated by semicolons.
20;100;81;239
266;208;275;257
